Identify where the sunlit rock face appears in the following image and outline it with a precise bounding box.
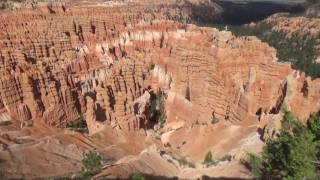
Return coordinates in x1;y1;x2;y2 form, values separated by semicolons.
1;1;320;179
0;1;319;136
0;1;223;133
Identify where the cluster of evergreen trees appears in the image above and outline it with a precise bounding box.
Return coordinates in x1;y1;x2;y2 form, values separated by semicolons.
248;112;320;179
149;91;167;127
67;114;88;133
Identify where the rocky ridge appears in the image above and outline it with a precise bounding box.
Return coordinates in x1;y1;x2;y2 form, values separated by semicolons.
0;1;319;179
266;13;320;38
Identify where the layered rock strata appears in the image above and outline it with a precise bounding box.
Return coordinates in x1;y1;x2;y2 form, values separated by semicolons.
0;3;319;136
266;14;320;38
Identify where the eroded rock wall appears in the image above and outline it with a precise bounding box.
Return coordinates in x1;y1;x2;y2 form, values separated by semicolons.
0;2;319;135
0;3;207;132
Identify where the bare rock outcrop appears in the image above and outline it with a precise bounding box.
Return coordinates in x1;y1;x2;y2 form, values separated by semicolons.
0;1;320;179
266;14;320;38
0;1;319;135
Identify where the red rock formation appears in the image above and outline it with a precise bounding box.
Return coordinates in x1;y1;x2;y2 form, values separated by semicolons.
0;3;191;131
266;14;320;38
0;2;319;136
1;1;320;179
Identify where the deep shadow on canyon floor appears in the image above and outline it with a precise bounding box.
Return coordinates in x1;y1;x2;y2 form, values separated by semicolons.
213;0;304;24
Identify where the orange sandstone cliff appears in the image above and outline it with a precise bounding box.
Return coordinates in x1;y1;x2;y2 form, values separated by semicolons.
0;1;319;179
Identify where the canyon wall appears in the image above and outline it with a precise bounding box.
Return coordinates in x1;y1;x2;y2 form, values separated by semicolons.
0;5;157;131
0;1;319;136
0;2;222;133
266;14;320;38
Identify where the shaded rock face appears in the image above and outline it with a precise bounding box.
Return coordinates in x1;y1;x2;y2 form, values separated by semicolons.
0;1;319;136
215;0;304;25
304;0;320;17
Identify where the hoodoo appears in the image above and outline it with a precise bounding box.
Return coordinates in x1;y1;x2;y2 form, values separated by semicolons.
0;0;319;179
